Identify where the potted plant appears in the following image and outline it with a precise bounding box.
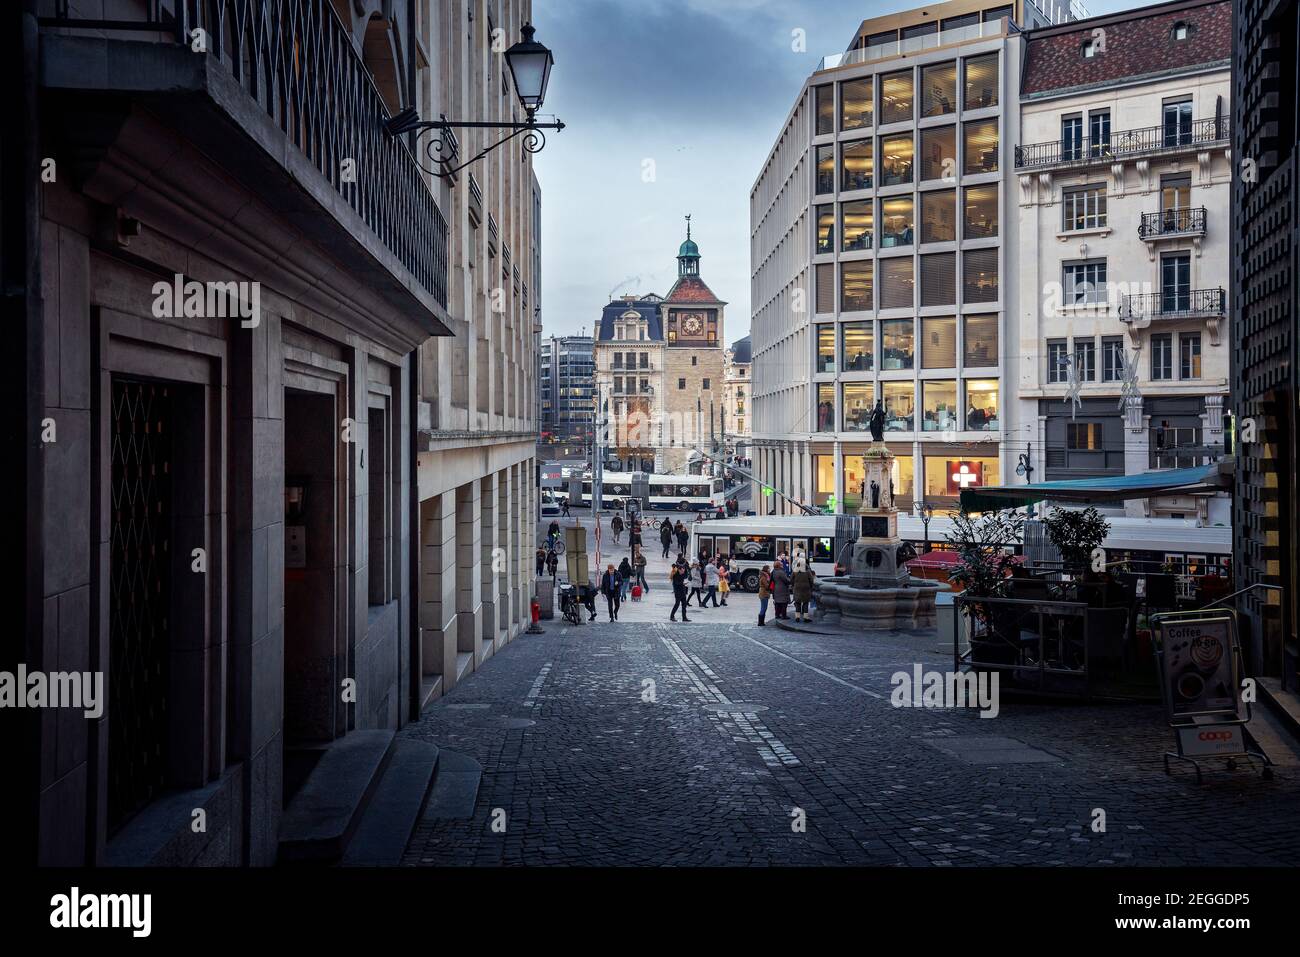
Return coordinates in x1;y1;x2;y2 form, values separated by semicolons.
1041;505;1111;580
946;509;1025;663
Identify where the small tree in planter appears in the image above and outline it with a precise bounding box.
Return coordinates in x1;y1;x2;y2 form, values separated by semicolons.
945;508;1026;630
1041;505;1110;577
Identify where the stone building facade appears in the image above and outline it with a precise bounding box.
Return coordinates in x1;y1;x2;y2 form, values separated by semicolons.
723;336;753;454
11;0;538;867
593;225;727;473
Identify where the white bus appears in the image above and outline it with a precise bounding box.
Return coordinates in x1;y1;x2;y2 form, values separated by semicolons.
691;513;1231;593
563;471;726;512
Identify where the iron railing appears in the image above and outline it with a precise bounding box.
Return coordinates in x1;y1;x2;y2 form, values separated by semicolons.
1138;207;1207;240
1015;117;1229;170
1119;287;1225;322
46;0;448;309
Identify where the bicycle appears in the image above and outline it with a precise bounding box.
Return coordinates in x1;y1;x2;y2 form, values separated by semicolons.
559;584;582;625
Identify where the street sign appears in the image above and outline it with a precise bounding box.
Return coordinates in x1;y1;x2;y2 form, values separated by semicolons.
626;496;642;517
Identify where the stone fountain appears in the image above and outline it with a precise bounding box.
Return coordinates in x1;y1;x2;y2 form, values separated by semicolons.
815;403;940;630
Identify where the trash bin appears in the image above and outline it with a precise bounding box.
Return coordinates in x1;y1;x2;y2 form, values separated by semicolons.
535;576;555;620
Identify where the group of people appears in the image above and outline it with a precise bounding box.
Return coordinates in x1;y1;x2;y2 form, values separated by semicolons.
659;517;690;558
754;551;816;625
668;552;733;622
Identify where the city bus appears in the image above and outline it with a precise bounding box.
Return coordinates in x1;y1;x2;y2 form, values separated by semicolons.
562;471;726;511
691;513;1231;593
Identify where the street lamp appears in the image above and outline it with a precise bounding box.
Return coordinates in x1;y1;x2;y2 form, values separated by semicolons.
384;22;565;181
1016;443;1036;518
919;500;934;553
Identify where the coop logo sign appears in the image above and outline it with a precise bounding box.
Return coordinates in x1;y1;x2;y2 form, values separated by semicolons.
152;273;261;328
890;665;1000;718
0;666;103;718
50;887;151;938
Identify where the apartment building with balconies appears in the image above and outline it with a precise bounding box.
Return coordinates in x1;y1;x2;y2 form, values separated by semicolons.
751;0;1072;515
1010;0;1232;525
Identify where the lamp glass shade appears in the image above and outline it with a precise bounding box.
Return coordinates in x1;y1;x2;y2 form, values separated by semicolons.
506;23;553;111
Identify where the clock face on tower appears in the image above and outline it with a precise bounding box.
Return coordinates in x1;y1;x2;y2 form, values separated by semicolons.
681;313;705;336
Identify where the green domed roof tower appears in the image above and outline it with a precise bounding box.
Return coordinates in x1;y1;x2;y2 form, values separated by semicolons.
677;214;700;276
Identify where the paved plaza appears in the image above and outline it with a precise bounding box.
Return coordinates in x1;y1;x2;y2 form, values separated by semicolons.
401;515;1300;866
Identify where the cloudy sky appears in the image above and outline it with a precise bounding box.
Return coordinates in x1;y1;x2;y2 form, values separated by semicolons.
533;0;1128;343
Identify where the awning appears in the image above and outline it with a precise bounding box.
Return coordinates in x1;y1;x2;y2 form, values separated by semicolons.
959;461;1231;513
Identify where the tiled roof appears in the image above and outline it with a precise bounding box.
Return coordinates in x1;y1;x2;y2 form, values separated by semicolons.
664;274;725;304
1021;0;1230;97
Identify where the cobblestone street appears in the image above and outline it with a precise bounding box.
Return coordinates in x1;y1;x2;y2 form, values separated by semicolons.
401;611;1300;866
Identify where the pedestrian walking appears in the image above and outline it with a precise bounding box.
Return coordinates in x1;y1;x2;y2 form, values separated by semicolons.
660;521;672;559
703;560;720;607
771;562;791;619
629;521;642;550
600;564;622;621
561;499;570;518
717;559;730;606
675;520;688;554
791;558;815;623
611;513;624;544
546;548;559;579
535;545;546;577
670;563;691;622
618;557;632;601
689;561;706;607
757;565;772;625
634;551;648;592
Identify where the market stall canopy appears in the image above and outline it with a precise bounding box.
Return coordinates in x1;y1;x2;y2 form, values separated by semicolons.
959;461;1232;513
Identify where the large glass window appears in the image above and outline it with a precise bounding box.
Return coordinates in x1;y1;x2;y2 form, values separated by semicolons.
883;381;916;430
841;77;873;131
965;379;999;431
880;132;914;186
967;317;993;369
842;321;874;371
1102;336;1125;381
881;69;914;124
963;184;998;238
879;257;915;309
890;455;915;508
920;190;957;243
815;85;834;135
1151;333;1173;380
922;316;957;368
816;382;835;431
963;53;998;110
1063;185;1107;231
881;319;914;370
922;380;958;432
840;260;874;312
1064;260;1107;306
816;324;836;374
962;248;998;303
815;145;835;195
842;382;875;432
1161;253;1191;312
1074;338;1096;381
920;126;956;182
841;139;874;192
1180;332;1201;378
1162;99;1192;147
963;119;999;174
815;204;835;254
1047;339;1068;383
920;253;956;306
879;195;915;247
841;200;873;251
924;455;998;497
815;262;835;313
922;62;958;117
813;454;835;507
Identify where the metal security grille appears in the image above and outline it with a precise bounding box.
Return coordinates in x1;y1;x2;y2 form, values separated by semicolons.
109;379;174;834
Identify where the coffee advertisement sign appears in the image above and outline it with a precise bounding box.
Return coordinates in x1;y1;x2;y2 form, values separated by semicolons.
1159;616;1239;719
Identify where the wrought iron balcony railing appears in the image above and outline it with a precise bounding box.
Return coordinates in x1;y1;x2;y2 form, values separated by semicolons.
1119;288;1225;322
1014;118;1229;170
45;0;448;310
1138;207;1207;240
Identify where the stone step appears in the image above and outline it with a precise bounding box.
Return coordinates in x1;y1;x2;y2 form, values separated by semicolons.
421;749;482;820
277;729;395;864
342;739;441;866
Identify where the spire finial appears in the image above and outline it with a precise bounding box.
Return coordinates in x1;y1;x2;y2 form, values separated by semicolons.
685;213;691;241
